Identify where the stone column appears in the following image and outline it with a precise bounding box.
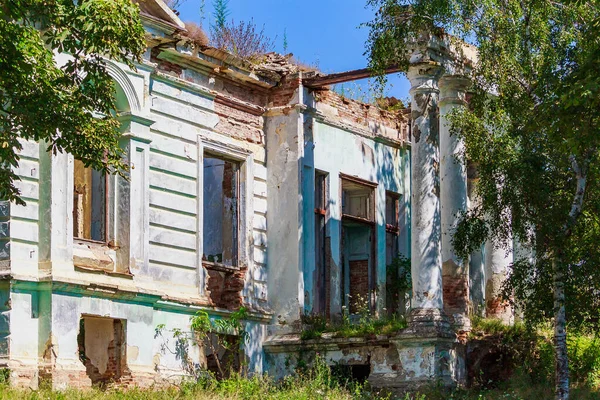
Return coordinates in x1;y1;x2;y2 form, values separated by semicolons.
439;75;471;333
467;162;486;315
484;240;513;323
407;62;448;328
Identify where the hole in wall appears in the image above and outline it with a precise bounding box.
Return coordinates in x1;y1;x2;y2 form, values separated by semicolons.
77;316;130;388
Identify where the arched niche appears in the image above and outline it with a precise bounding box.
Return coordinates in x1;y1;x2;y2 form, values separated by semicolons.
103;59;142;115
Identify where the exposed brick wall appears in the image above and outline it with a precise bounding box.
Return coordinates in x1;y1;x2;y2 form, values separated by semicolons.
269;75;301;107
214;100;264;144
312;89;409;143
150;48;183;76
206;267;246;310
486;296;512;321
349;259;369;313
443;275;469;318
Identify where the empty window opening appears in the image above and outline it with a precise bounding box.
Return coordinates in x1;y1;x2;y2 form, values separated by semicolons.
73;160;107;242
203;155;239;267
385;192;403;316
314;171;328;315
77;316;129;388
330;363;371;385
341;176;375;222
204;332;242;380
341;176;376;314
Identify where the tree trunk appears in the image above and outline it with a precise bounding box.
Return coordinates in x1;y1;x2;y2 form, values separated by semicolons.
553;256;569;400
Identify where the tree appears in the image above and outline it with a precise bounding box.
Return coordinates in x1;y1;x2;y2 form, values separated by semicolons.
0;0;146;205
212;0;230;31
366;1;600;399
210;18;275;60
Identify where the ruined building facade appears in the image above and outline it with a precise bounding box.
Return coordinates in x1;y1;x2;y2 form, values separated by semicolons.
0;0;513;390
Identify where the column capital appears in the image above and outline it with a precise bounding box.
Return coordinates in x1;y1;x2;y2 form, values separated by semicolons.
439;75;471;107
407;62;444;95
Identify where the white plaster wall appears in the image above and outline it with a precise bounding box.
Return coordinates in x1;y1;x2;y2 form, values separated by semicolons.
307;121;409;315
265;111;304;329
51;292;155;379
7;55;271;382
9;291;39;363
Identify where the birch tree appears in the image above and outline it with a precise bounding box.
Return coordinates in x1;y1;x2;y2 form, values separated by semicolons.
366;1;600;399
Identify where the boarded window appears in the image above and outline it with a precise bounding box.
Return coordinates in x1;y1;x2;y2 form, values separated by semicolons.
203;155;239;267
314;171;328;314
73;160;107;242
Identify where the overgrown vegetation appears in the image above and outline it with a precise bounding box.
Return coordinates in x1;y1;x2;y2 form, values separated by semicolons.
466;317;600;394
155;307;249;381
366;1;600;398
300;294;407;340
0;355;389;400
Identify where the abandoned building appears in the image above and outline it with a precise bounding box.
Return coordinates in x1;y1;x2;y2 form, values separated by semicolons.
0;0;516;391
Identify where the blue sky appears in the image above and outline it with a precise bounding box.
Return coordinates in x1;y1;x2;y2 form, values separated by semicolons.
176;0;410;101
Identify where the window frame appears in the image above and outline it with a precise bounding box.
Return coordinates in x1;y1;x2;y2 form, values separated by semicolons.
72;160;111;245
197;134;254;298
201;153;241;269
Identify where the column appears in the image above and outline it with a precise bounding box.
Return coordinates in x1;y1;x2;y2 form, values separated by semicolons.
439;75;471;332
484;240;513;323
407;62;448;327
467;161;486;315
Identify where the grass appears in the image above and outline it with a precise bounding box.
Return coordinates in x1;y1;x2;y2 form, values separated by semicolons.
1;372;599;400
3;319;600;399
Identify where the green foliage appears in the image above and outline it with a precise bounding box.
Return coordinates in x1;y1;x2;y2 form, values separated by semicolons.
212;0;230;31
366;1;600;395
0;368;8;385
155;308;249;381
366;0;600;328
0;0;146;204
468;318;600;392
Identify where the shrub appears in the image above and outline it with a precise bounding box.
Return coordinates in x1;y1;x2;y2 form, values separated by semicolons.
210;19;275;60
183;21;209;46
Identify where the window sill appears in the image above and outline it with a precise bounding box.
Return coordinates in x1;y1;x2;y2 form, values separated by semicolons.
342;214;376;225
73;239;127;275
74;265;134;279
202;261;240;273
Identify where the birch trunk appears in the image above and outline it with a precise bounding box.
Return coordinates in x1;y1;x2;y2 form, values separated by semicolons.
553;256;569;400
553;155;587;399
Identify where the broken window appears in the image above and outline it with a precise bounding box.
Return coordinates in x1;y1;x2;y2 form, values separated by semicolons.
77;316;128;388
385;192;400;266
73;160;108;242
385;192;402;315
203;154;239;267
314;171;328;314
340;176;376;313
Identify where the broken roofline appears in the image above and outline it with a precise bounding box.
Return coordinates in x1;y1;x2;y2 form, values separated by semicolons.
303;66;405;89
